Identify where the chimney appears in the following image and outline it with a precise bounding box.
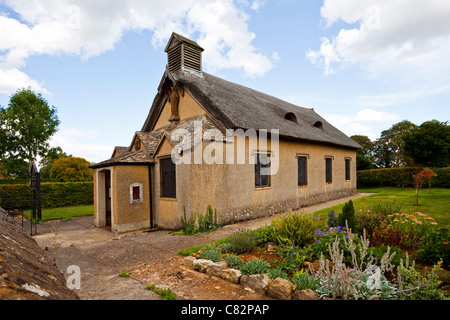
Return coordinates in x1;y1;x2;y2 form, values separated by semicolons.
165;32;204;76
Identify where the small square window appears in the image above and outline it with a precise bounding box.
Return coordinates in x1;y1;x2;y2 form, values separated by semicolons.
130;183;143;204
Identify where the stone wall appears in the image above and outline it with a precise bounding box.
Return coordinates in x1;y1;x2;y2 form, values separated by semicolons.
0;207;79;300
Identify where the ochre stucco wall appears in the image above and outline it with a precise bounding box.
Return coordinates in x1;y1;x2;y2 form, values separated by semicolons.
153;90;206;130
112;165;151;233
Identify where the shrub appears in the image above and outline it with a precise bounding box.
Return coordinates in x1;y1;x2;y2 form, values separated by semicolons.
273;212;324;247
179;205;219;235
397;257;446;300
181;207;197;235
240;259;271;275
224;254;244;269
277;245;311;273
312;226;359;259
229;229;257;254
254;224;275;244
357;167;450;188
290;271;320;291
199;249;222;262
338;200;356;231
417;227;450;268
387;212;437;249
269;267;288;280
355;209;385;239
0;182;93;209
371;220;408;249
198;204;218;232
327;210;338;228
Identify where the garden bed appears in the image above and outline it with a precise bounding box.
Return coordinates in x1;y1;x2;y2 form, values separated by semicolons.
179;200;450;300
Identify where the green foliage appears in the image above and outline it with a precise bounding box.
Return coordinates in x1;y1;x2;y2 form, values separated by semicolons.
229;229;257;254
240;259;271;275
312;226;359;260
253;224;275;244
397;259;446;300
1;88;60;163
181;206;197;235
0;182;93;209
119;271;130;278
417;227;450;268
273;212;324;247
327;210;338;228
224;254;244;269
198;204;218;232
50;156;93;182
338;200;356;231
290;271;320;291
179;205;219;235
276;245;311;274
146;284;177;300
268;267;288;280
357;167;450;188
367;245;405;267
199;249;222;262
403;120;450;167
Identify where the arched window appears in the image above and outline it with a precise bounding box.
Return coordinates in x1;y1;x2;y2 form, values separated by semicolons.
284;112;297;123
314;121;323;129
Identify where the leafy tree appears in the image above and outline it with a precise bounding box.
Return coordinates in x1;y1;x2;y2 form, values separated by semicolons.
356;153;374;170
351;135;374;158
403;120;450;167
0;157;29;179
39;147;66;179
351;135;375;170
50;156;93;182
373;120;417;168
1;88;60;165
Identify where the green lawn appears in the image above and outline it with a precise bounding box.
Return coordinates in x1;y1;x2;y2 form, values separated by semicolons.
25;205;94;222
313;187;450;228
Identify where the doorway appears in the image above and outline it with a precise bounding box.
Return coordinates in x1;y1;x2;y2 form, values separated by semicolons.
95;168;113;230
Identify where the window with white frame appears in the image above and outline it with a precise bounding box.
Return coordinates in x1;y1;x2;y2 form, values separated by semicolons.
130;183;143;204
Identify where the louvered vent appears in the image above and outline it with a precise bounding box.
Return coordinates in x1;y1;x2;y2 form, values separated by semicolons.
183;43;202;73
168;43;182;73
165;33;204;76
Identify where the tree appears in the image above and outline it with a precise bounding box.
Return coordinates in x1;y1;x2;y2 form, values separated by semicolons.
351;135;374;159
50;156;93;182
403;120;450;167
1;88;60;165
373;120;416;168
39;147;66;179
351;135;375;170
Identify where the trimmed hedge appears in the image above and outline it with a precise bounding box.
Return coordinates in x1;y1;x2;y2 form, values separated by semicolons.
357;167;450;188
0;182;93;209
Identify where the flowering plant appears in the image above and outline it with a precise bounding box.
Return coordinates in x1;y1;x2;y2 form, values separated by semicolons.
312;226;359;259
385;212;437;248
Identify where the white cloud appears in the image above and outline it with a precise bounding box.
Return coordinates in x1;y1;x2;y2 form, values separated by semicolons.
50;128;112;163
0;0;274;94
325;108;398;140
355;108;398;123
307;0;450;80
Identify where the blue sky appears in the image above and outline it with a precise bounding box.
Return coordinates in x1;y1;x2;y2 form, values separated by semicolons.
1;0;449;163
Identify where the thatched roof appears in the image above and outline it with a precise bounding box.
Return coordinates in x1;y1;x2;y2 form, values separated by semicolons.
93;64;361;169
143;70;361;150
91;114;222;169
